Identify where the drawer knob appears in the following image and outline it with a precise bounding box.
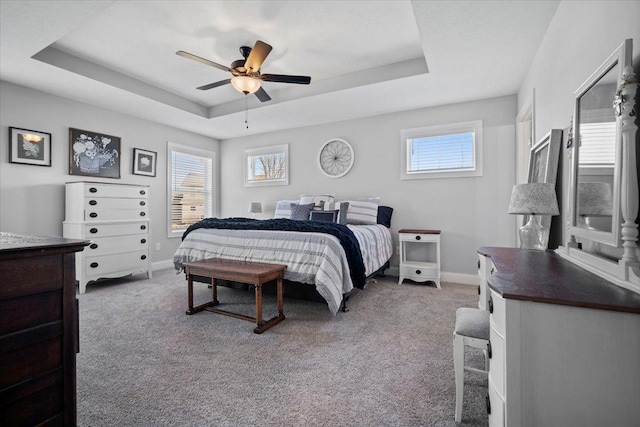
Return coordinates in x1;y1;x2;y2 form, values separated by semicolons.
477;285;481;295
141;255;147;260
415;235;421;241
90;262;99;268
89;187;97;193
488;296;494;313
140;225;146;230
141;239;146;244
140;212;146;217
90;228;98;234
490;267;495;274
477;259;480;269
487;341;492;359
89;243;98;249
89;212;98;218
89;200;97;206
486;395;491;414
140;190;146;195
140;201;146;206
415;269;421;275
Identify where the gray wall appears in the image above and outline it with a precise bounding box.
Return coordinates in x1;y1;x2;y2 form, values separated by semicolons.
0;81;220;264
220;95;518;279
517;0;640;248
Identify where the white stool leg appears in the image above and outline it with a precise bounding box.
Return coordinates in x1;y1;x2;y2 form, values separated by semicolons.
453;333;464;422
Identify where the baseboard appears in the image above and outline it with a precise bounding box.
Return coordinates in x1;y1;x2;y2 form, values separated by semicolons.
385;266;477;286
152;259;175;271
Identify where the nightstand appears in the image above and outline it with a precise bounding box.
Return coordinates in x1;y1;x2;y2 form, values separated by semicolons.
398;229;441;288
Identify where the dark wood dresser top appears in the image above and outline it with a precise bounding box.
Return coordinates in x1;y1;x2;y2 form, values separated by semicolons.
0;232;88;253
478;247;640;314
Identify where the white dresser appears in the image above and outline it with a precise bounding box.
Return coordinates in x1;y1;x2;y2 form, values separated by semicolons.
63;182;151;293
477;247;640;427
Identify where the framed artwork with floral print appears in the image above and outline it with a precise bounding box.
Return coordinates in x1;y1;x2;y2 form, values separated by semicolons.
69;128;121;178
9;127;52;166
133;148;157;177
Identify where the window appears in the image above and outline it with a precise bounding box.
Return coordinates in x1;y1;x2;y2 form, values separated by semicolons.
401;120;483;179
167;142;215;238
244;144;289;186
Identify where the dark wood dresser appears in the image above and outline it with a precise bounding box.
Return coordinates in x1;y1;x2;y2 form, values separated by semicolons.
0;233;88;426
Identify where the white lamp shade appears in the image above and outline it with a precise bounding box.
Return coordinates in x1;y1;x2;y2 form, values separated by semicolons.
248;202;262;214
231;76;261;94
508;183;559;216
578;182;613;216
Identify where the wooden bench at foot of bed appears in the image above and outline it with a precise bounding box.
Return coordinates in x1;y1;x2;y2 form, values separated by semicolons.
183;258;287;334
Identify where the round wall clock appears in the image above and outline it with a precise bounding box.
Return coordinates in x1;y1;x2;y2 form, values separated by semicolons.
318;138;354;178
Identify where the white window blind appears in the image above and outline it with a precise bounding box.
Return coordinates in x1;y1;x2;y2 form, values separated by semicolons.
167;143;214;236
409;132;475;173
401;120;483;180
579;122;616;166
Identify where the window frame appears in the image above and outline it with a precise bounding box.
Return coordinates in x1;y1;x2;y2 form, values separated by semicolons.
166;141;216;239
400;120;483;180
244;144;289;187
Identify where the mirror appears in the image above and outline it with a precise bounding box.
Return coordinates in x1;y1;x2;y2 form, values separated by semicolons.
568;39;632;247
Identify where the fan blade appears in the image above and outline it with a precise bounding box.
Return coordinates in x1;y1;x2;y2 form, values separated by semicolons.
244;40;272;73
196;79;231;91
176;50;231;73
255;87;271;102
260;74;311;84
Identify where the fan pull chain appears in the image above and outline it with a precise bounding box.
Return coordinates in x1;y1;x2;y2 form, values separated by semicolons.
245;95;249;129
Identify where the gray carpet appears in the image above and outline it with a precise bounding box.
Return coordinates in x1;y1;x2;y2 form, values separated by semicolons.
77;269;489;426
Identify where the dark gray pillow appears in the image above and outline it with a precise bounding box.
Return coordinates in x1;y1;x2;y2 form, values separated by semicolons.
337;202;350;225
289;203;315;220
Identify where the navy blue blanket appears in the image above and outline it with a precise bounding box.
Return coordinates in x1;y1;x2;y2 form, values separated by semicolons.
183;218;366;289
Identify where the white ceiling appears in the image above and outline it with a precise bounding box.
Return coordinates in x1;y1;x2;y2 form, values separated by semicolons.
0;1;559;140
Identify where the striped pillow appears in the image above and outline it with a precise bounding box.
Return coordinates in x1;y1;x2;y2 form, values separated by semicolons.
340;198;380;225
273;200;298;219
299;194;335;211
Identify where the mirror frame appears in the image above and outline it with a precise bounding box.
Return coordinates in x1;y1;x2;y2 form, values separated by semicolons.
567;39;631;247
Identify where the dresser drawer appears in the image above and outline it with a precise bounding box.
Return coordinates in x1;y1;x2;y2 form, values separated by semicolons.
489;289;506;335
86;234;149;256
84;183;148;199
489;325;506;398
84;222;148;238
487;379;505;427
84;250;149;276
84;197;148;221
478;276;488;310
399;263;438;278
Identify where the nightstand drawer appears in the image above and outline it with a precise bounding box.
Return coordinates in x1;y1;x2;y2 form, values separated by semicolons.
400;263;438;278
399;232;437;243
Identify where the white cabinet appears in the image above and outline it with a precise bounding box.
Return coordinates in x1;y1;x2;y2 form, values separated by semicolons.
398;229;440;288
63;182;151;293
480;247;640;427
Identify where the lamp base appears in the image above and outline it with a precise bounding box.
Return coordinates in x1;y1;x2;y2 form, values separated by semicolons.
519;215;549;251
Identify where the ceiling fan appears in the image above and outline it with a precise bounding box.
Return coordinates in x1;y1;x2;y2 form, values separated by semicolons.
176;40;311;103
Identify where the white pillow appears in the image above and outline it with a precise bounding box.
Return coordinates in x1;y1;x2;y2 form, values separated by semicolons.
299;194;335;211
273;200;298;219
338;197;380;225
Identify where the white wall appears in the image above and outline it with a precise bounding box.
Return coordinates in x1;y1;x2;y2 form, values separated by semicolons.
517;0;640;246
0;81;220;265
220;95;518;277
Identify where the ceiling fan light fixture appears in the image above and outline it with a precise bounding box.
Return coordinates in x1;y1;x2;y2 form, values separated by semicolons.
231;76;261;94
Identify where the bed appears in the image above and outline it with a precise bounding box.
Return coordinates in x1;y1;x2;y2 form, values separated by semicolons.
173;215;393;315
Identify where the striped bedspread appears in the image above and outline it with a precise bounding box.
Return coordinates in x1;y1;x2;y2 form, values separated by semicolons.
173;224;392;315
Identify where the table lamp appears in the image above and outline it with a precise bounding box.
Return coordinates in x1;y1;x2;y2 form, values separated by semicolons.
508;183;559;250
248;202;262;218
578;182;613;230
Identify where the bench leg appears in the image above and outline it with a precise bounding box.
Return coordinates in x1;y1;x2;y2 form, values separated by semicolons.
186;273;220;315
253;279;286;334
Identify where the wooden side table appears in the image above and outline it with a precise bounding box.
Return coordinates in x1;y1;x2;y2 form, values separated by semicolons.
183;258;287;334
398;229;441;288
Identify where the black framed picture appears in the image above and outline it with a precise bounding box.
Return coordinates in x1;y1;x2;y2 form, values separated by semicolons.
133;148;157;177
9;127;52;166
69;128;121;178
